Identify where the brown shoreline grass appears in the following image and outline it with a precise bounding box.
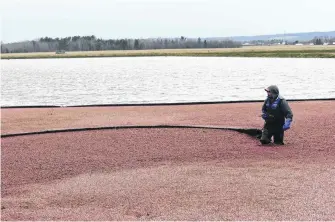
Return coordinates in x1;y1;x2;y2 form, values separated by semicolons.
2;45;335;59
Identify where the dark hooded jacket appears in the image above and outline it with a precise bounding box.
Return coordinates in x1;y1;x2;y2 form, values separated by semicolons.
262;85;293;125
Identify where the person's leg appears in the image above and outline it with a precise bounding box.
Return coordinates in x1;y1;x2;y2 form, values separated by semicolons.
260;125;273;144
274;128;284;145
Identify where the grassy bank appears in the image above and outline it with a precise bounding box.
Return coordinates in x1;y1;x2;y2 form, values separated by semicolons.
2;45;335;59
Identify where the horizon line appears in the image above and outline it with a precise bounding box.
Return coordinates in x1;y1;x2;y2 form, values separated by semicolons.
2;30;335;44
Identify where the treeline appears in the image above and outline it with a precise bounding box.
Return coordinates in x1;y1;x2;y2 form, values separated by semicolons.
246;36;335;45
312;37;335;45
1;35;242;53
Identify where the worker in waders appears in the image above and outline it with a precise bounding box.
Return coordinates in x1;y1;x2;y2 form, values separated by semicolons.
260;85;293;145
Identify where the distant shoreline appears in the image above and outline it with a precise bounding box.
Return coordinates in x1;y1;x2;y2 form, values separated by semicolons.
2;45;335;59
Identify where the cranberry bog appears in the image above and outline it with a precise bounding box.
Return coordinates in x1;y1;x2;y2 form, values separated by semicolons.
1;100;335;220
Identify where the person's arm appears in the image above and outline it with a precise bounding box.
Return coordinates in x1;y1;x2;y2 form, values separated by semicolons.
280;99;293;120
262;99;267;113
261;99;268;120
281;99;293;130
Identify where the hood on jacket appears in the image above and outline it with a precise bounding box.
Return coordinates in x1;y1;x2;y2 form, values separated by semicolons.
265;85;279;99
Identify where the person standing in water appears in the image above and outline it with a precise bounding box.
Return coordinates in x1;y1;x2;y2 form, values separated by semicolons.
260;85;293;145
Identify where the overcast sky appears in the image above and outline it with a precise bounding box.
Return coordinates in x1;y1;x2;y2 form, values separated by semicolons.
1;0;334;43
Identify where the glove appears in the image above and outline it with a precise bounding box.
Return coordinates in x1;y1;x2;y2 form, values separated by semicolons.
261;113;268;120
283;119;292;131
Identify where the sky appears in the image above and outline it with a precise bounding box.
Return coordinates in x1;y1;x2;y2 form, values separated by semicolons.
1;0;334;43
